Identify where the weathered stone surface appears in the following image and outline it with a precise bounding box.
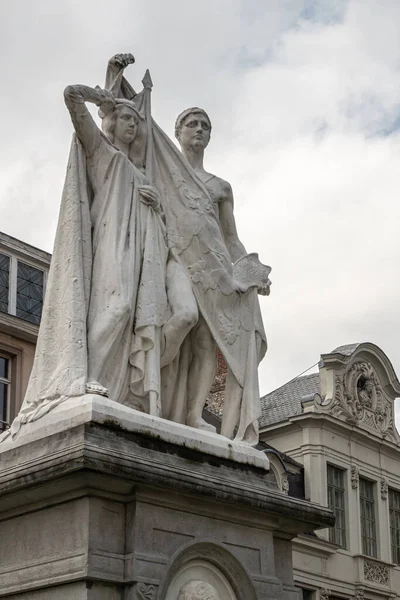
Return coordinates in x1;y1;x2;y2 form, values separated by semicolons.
0;417;333;598
0;394;269;470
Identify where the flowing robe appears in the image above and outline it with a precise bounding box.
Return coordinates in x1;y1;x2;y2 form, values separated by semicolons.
2;86;169;440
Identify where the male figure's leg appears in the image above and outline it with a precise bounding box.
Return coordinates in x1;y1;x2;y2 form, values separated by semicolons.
161;256;198;368
186;314;217;432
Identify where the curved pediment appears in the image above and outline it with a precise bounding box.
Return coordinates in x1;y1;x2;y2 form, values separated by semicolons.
317;342;400;443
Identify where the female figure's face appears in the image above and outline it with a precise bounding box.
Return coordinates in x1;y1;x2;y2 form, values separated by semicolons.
114;106;138;145
179;112;211;151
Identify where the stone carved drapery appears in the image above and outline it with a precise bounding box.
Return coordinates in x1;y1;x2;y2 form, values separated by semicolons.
329;361;397;441
351;465;359;489
133;583;158;599
380;477;388;500
363;559;389;586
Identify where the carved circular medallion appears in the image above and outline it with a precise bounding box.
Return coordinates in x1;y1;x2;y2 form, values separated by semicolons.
165;559;237;600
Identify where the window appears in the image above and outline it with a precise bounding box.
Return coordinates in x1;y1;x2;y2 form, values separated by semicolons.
389;488;400;564
327;465;347;548
0;254;10;313
16;261;44;324
300;589;314;600
0;253;45;325
360;477;377;557
0;356;10;432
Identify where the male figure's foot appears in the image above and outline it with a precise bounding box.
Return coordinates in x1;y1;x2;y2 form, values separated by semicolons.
187;413;216;433
86;381;109;397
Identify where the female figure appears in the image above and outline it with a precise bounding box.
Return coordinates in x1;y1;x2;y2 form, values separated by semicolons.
62;83;169;405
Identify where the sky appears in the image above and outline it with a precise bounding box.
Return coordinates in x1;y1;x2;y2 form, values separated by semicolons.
1;0;400;416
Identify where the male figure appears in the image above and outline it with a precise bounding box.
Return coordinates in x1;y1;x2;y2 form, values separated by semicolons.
175;108;270;437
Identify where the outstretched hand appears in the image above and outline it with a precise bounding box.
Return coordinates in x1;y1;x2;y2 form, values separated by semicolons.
109;53;135;70
139;185;161;213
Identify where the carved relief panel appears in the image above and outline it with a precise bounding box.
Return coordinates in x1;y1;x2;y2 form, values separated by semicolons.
326;361;398;441
165;560;237;600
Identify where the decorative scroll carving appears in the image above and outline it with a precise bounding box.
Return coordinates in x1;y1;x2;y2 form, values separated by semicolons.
351;465;359;489
329;361;397;441
134;583;158;600
355;588;364;600
380;477;388;500
364;559;389;586
320;588;330;600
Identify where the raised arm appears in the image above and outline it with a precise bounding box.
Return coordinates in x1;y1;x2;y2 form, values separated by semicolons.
219;181;247;263
63;85;115;157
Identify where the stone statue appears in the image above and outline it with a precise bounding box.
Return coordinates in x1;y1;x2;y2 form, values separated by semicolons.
103;55;271;445
1;53;271;448
172;107;270;438
178;580;220;600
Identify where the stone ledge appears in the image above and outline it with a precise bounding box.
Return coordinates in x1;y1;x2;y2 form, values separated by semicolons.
0;418;334;534
0;394;269;470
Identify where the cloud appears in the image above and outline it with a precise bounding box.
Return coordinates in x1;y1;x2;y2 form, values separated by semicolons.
1;0;400;422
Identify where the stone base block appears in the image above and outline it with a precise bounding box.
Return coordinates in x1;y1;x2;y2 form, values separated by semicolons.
0;399;333;599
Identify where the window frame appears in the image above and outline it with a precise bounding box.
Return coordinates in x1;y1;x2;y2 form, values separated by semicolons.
0;345;22;429
389;487;400;565
0;251;47;324
327;463;347;549
359;476;377;558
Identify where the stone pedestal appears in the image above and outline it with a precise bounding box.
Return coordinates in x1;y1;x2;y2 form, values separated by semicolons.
0;397;333;599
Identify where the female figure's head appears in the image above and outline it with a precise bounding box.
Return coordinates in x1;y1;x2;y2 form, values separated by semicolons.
102;102;140;146
178;580;220;600
175;107;212;152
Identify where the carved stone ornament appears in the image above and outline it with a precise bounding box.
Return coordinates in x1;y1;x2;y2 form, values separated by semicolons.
351;465;359;489
330;361;397;441
134;583;158;600
364;559;389;586
355;588;364;600
281;476;289;495
178;580;220;600
380;477;388;500
319;588;330;600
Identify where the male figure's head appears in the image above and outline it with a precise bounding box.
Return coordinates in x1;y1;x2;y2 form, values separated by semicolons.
102;103;140;146
175;108;212;152
178;580;220;600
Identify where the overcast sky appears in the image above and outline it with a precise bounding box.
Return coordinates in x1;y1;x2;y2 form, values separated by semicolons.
1;0;400;416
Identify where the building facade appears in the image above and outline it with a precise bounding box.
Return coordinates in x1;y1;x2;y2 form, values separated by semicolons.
0;231;50;430
260;342;400;600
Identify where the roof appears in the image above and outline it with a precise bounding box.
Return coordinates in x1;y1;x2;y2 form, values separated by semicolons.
260;372;320;428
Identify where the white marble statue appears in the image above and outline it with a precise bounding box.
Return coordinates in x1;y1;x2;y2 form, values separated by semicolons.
105;55;271;445
1;53;271;447
178;580;220;600
1;73;171;439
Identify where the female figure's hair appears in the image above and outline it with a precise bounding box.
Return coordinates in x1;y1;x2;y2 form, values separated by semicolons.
175;107;212;141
